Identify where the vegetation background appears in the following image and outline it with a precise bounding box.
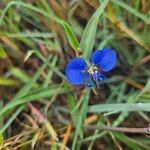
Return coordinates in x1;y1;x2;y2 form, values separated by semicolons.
0;0;150;149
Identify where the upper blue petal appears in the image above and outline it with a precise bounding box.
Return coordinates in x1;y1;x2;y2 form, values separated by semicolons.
90;48;117;72
65;57;87;85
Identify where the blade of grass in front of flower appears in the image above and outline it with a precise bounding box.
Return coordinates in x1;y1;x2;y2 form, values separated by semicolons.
110;0;150;25
89;103;150;113
62;22;80;52
72;90;89;150
80;0;109;62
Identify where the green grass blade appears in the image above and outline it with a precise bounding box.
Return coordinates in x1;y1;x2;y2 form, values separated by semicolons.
110;0;150;25
89;103;150;113
3;32;54;38
113;132;149;150
10;67;31;83
62;21;80;51
0;105;25;134
14;56;51;99
67;94;78;126
80;0;109;62
72;90;89;150
0;85;68;116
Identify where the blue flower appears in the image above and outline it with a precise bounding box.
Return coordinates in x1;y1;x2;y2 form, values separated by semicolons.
65;48;117;88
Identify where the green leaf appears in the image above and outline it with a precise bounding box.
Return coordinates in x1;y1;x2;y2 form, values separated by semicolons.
0;85;68;116
67;94;78;126
72;90;89;150
11;67;31;83
14;56;51;99
80;0;109;62
0;105;25;134
113;132;148;150
62;21;80;51
89;103;150;113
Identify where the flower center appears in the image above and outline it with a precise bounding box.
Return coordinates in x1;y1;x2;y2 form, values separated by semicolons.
87;64;98;75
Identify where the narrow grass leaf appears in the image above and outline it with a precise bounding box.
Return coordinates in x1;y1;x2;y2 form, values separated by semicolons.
11;67;31;83
89;103;150;113
0;85;68;116
14;56;51;99
113;132;149;150
67;94;78;126
72;90;89;150
4;32;54;38
62;22;80;51
0;105;25;134
80;0;109;62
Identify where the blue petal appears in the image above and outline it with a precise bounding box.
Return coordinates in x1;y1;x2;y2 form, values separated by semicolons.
84;73;94;88
65;57;87;85
90;48;117;72
98;73;107;81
